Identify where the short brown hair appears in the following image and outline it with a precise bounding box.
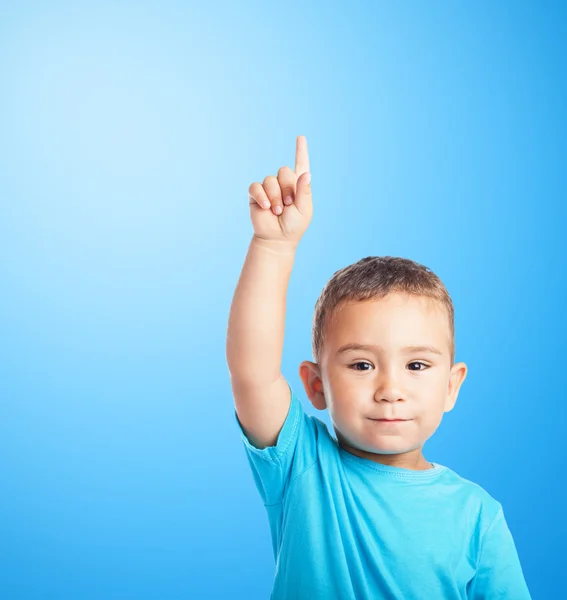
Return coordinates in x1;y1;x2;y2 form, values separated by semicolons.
312;256;455;366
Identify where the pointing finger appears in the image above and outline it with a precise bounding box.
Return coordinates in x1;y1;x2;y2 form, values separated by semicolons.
294;135;310;177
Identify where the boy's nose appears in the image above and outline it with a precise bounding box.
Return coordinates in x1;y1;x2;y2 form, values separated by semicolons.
374;375;404;403
375;392;404;403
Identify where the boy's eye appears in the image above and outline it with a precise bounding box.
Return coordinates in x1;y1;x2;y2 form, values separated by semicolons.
349;361;373;371
408;361;429;371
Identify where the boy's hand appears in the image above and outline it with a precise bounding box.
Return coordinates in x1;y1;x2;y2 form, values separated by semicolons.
248;135;312;247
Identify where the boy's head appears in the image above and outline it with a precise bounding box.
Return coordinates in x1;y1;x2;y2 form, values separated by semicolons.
299;256;467;465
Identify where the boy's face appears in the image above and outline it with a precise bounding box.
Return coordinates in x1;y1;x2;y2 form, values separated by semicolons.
299;292;467;467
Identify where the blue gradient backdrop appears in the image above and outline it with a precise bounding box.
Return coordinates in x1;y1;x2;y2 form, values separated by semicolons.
0;1;564;598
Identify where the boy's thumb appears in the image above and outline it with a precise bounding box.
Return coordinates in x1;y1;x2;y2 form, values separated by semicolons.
295;171;311;209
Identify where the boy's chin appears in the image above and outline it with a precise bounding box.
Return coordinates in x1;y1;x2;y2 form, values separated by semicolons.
349;435;423;456
337;434;423;454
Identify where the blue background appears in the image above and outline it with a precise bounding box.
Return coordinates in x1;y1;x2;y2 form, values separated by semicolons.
0;1;564;598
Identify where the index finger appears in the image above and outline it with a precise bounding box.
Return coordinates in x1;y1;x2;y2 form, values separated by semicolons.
294;135;310;176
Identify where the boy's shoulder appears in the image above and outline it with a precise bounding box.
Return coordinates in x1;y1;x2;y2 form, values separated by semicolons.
437;464;503;520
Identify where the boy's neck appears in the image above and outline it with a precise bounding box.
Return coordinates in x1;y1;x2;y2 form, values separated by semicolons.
337;437;433;471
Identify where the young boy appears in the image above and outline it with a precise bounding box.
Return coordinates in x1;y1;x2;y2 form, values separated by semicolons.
226;136;531;599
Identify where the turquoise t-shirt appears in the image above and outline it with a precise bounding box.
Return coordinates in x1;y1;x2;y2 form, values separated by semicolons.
234;382;531;599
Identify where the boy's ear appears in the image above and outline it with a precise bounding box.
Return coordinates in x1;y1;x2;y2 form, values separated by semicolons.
299;360;327;410
444;361;468;412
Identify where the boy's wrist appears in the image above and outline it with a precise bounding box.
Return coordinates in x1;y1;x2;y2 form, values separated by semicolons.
252;235;298;255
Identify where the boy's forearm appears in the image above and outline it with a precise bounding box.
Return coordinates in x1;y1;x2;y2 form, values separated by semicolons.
226;235;297;386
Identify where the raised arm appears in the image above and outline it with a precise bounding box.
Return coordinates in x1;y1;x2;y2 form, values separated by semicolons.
226;136;313;449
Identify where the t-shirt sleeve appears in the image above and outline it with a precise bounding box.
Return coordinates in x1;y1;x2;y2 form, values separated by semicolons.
233;380;319;506
467;506;532;599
